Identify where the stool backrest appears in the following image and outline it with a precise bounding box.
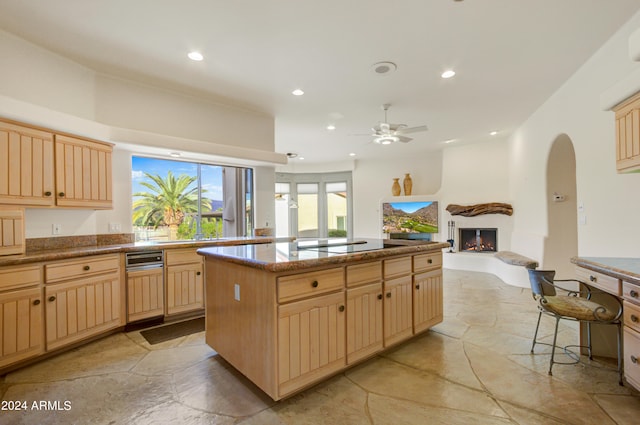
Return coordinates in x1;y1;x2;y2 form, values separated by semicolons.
528;269;557;297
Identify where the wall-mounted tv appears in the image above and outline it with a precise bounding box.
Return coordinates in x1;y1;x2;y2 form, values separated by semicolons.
382;201;439;234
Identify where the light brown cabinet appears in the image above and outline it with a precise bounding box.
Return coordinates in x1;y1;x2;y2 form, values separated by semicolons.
54;134;113;209
0;118;113;209
204;248;444;401
44;254;122;351
0;265;43;368
623;281;640;390
165;248;204;316
0;120;55;206
277;291;346;396
613;91;640;173
126;267;164;322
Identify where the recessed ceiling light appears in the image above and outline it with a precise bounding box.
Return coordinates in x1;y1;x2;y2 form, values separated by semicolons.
490;131;498;136
169;152;181;158
187;51;203;61
441;70;456;79
326;124;336;131
292;89;304;96
444;139;456;144
299;157;305;160
349;152;356;157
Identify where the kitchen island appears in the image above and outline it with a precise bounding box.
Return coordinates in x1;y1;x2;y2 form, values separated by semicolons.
197;238;448;400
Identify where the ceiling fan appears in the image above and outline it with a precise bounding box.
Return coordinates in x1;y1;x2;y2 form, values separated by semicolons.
366;104;428;145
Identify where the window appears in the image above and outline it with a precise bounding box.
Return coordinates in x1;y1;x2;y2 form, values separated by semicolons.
131;156;253;241
275;172;352;239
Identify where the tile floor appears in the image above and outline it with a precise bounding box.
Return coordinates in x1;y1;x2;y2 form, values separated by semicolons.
1;269;639;424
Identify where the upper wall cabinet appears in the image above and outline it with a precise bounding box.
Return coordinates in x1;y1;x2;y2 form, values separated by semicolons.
0;119;113;209
613;92;640;173
0;121;55;206
54;135;112;209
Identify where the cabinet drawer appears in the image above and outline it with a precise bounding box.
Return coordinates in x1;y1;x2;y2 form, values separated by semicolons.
166;248;201;266
346;262;381;287
45;254;120;283
413;252;442;272
384;257;411;279
623;327;640;391
278;268;344;303
575;266;621;296
624;300;640;334
0;265;41;291
623;281;640;306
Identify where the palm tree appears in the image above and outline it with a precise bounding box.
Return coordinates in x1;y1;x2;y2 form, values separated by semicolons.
133;171;210;240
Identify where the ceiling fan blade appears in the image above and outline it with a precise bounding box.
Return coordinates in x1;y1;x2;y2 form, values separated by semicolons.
397;135;413;143
397;125;428;134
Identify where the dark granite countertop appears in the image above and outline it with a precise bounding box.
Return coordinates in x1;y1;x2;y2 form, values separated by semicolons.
571;257;640;286
197;238;449;272
0;236;291;267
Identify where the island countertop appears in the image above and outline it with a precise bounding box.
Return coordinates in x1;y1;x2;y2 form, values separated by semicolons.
197;238;449;272
571;256;640;286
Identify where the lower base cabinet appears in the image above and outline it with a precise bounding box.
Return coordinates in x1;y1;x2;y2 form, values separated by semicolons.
383;275;413;347
277;291;346;396
165;248;204;316
126;267;164;322
346;282;383;364
45;272;121;351
0;285;44;368
413;269;443;333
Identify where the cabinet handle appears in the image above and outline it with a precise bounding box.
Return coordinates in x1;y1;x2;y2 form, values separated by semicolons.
48;296;56;302
631;290;639;298
386;292;392;298
589;275;596;282
632;315;639;323
415;284;420;290
377;294;383;300
58;192;65;197
83;265;91;271
311;280;319;288
427;258;433;264
196;271;201;276
44;191;52;197
338;305;345;312
33;299;41;306
632;355;638;364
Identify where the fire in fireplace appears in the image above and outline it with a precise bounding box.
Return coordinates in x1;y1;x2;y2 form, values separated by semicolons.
458;228;497;252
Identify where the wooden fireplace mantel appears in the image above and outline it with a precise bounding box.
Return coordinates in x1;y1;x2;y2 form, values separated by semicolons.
446;203;513;217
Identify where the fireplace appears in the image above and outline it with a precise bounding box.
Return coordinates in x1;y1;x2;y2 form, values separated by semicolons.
458;228;497;253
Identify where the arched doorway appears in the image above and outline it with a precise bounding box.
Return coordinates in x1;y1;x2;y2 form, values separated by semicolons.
543;134;578;277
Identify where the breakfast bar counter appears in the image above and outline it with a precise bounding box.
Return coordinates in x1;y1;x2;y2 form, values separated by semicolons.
198;239;448;400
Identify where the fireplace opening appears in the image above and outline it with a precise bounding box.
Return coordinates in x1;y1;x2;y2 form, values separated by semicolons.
459;228;497;253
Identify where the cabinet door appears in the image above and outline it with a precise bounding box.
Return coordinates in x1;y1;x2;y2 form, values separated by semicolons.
45;272;121;351
54;134;113;209
126;267;164;322
0;120;55;206
383;275;413;347
413;269;443;334
346;282;383;364
166;262;204;316
0;286;44;368
277;291;346;398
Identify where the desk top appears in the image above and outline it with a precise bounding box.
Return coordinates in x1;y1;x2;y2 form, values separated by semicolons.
571;257;640;286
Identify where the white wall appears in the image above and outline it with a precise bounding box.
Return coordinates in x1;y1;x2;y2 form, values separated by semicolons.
352;152;443;239
509;11;640;260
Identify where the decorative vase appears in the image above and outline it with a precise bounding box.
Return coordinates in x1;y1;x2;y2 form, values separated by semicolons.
391;178;401;196
403;173;413;196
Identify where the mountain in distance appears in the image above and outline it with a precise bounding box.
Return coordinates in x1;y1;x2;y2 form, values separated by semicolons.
383;202;438;233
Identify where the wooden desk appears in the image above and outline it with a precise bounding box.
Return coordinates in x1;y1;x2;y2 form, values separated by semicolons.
571;257;640;390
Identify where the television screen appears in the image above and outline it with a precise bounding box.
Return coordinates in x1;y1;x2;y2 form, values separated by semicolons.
382;201;438;234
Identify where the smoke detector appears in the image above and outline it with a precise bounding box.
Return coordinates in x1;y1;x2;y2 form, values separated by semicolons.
371;61;397;75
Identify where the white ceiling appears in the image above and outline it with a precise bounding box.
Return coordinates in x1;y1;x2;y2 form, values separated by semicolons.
0;0;639;164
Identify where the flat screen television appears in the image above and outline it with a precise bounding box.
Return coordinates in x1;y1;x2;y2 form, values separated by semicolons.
382;200;439;235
